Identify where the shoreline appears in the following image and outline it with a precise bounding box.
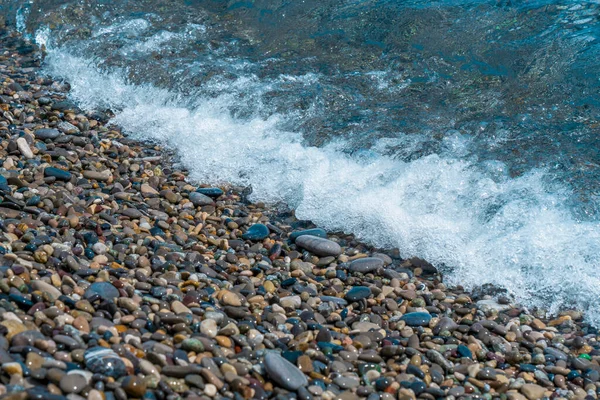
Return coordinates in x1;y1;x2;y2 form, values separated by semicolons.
0;26;599;400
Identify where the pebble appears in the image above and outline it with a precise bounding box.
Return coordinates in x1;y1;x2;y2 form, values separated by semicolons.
34;128;61;140
289;228;328;241
196;187;224;197
189;192;214;206
84;282;119;301
83;347;127;378
16;137;33;159
348;257;384;273
44;167;72;181
200;319;218;338
295;235;342;257
400;312;432;326
521;383;546;399
345;286;371;301
264;352;308;391
121;376;147;398
59;374;87;394
241;223;269;240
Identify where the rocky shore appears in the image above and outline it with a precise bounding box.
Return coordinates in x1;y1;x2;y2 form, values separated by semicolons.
0;27;599;400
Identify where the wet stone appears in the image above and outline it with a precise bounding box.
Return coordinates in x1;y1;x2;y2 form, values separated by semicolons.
295;235;342;257
121;376;147;398
44;167;72;181
457;344;472;359
345;286;371;302
348;257;384;273
59;374;87;394
196;187;224;198
242;224;269;241
289;228;328;242
544;347;568;361
189;192;214;207
400;312;432;327
84;347;127;378
34;128;61;140
264;352;308;391
84;282;119;301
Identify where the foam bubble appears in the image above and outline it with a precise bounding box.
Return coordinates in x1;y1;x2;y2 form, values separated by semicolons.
42;45;600;325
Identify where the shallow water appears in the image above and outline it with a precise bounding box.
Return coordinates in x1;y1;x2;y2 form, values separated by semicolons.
3;0;600;323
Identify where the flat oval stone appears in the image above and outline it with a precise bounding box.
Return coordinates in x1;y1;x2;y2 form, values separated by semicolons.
400;312;432;327
84;347;126;378
320;296;348;306
11;330;46;347
31;281;62;300
44;167;72;182
295;235;342;257
433;316;459;335
189;192;214;207
348;257;384;273
242;224;269;241
345;286;371;302
264;352;308;391
544;347;568;361
60;374;87;394
84;282;119;301
196;187;224;198
289;228;327;242
34;128;61;140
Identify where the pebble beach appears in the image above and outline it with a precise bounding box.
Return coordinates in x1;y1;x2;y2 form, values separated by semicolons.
1;24;600;400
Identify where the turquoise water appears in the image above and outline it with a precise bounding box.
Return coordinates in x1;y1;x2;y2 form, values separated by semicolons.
4;0;600;324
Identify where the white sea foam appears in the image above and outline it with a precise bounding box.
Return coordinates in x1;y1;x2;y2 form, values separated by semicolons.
42;45;600;325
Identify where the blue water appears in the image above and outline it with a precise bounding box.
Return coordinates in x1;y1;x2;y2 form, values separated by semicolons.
4;0;600;323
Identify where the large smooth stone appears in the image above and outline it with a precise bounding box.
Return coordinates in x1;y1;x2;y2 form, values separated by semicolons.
84;282;119;301
320;296;348;306
11;330;45;347
242;224;269;241
544;347;568;361
59;374;87;394
44;167;72;181
189;192;214;207
34;128;61;140
121;376;147;397
295;235;341;257
400;312;432;327
57;121;79;134
1;320;27;341
195;187;224;198
31;280;62;299
264;352;308;391
433;316;459;335
348;257;383;273
289;228;327;242
84;347;126;378
345;286;371;302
